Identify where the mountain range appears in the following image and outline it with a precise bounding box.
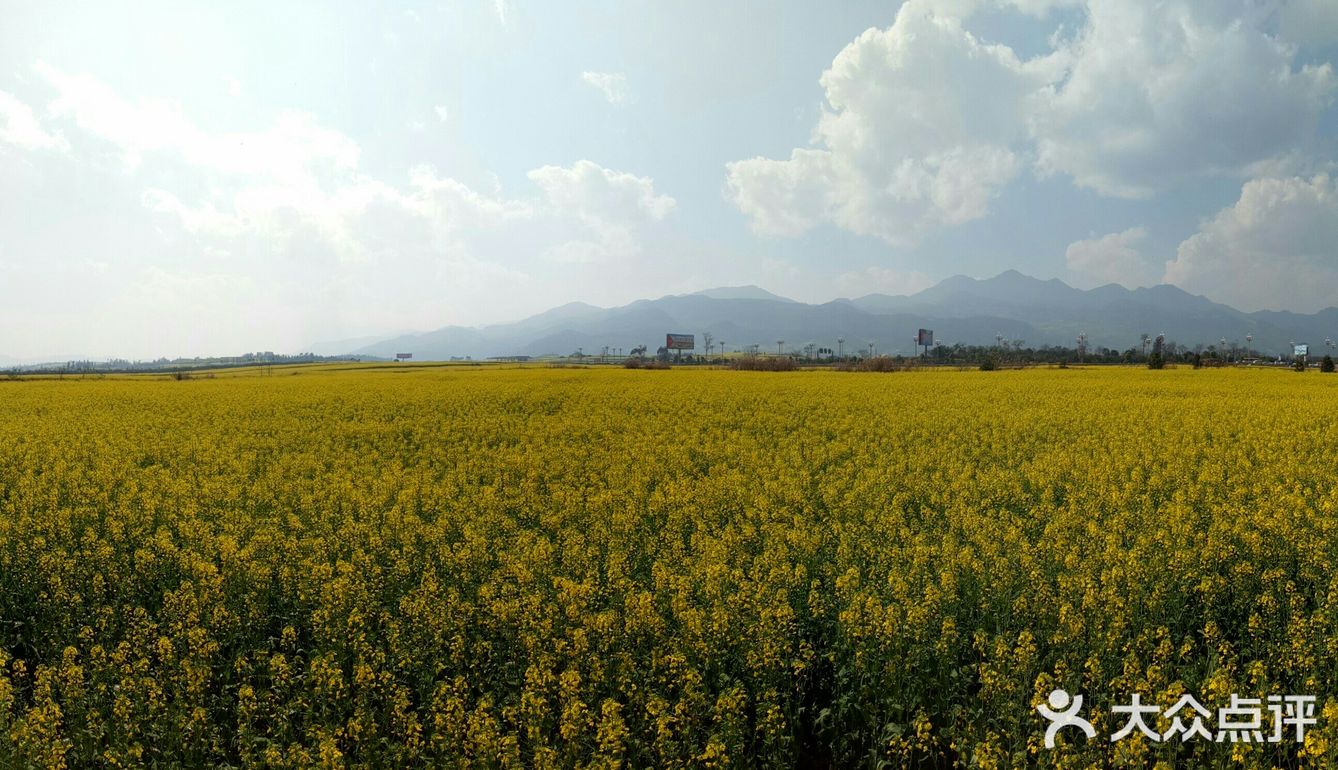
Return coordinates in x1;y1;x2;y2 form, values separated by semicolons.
340;271;1337;359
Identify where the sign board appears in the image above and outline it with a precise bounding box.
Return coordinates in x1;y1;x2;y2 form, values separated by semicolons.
917;328;934;347
665;333;695;350
395;353;413;360
1294;344;1309;357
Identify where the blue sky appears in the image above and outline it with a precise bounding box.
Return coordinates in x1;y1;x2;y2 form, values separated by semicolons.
1;0;1336;358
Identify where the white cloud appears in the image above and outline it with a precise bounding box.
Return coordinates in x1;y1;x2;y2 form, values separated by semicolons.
39;62;361;180
0;89;65;151
1064;226;1156;288
528;159;676;262
6;64;678;353
580;71;628;104
434;105;449;123
726;0;1338;241
1034;0;1336;198
1164;174;1338;312
529;159;675;224
726;0;1052;245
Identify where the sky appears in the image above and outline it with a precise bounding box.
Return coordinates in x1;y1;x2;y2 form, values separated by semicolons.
1;0;1337;360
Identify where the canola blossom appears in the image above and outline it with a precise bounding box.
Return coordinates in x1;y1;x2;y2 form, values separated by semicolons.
2;364;1338;768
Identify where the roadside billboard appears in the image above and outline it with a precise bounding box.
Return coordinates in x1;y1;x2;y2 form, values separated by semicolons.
917;328;934;347
666;334;695;350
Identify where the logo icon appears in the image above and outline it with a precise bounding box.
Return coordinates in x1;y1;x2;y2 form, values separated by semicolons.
1038;689;1096;748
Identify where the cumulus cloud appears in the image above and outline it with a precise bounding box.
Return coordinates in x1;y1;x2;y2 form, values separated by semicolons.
1035;0;1336;197
529;159;674;225
727;0;1337;241
726;1;1050;245
39;62;361;179
528;159;676;262
5;64;677;352
0;89;66;151
1163;174;1338;312
580;71;628;104
1065;226;1156;288
28;64;677;269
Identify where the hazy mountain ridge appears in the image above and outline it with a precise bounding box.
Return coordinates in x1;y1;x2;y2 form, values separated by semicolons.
352;274;1338;360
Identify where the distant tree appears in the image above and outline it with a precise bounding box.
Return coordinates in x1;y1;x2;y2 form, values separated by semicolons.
1323;355;1335;373
1147;334;1166;369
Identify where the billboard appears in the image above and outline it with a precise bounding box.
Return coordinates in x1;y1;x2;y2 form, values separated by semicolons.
1294;344;1309;357
395;353;413;360
666;333;695;350
917;328;934;347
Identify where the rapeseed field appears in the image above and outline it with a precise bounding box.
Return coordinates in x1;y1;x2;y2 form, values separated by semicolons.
2;365;1336;768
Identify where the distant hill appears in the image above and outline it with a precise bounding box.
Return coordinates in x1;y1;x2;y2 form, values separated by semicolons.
691;285;796;302
350;275;1338;360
